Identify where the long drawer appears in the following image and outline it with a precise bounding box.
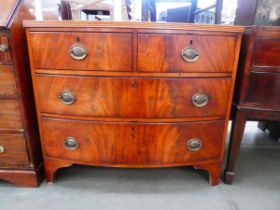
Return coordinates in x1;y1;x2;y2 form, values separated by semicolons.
35;75;231;118
138;33;238;73
0;133;29;167
29;32;132;71
41;118;225;166
253;38;280;68
0;65;17;96
0;99;23;129
244;72;280;110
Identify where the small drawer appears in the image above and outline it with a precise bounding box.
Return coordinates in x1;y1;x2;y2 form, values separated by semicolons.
29;32;132;71
244;72;280;110
0;133;29;167
41;118;225;165
137;34;237;73
35;75;231;118
253;38;280;68
0;65;17;96
0;99;23;129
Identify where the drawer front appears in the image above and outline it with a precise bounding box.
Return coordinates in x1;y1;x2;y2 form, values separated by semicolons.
0;65;17;96
138;34;237;73
41;118;225;165
0;100;23;129
30;32;132;71
244;72;280;110
253;38;280;67
36;75;231;118
0;133;29;167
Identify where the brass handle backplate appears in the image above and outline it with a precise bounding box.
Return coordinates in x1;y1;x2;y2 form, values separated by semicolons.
192;92;209;108
187;138;202;152
182;47;199;63
59;90;75;105
0;146;5;154
0;44;9;52
64;137;80;151
69;44;88;60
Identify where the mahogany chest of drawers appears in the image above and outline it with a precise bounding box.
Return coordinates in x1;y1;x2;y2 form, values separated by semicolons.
0;0;43;186
24;21;243;186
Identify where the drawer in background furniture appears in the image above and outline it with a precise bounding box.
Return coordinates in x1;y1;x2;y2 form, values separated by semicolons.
253;38;280;68
0;65;17;96
0;133;29;167
35;75;231;118
0;99;23;129
244;72;280;110
41;118;225;166
138;34;238;73
29;32;132;71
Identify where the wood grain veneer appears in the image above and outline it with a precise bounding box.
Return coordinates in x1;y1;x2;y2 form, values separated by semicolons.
41;118;225;167
25;21;243;186
0;0;44;187
0;65;17;96
30;32;132;71
35;75;231;118
138;34;237;73
0;134;29;166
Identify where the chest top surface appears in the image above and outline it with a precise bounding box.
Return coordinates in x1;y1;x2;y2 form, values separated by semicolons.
23;20;244;33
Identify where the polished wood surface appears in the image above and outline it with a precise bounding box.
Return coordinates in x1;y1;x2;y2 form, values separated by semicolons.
0;134;29;166
30;32;132;71
25;22;243;186
0;100;23;129
41;118;225;165
225;26;280;184
0;65;17;96
0;0;44;187
35;75;231;118
138;34;237;73
253;38;280;68
244;72;280;110
23;20;244;32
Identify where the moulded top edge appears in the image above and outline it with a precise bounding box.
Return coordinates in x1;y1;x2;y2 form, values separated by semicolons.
23;20;244;33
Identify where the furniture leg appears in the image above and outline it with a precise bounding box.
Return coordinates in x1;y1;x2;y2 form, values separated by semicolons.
194;161;221;186
224;108;247;184
44;157;73;184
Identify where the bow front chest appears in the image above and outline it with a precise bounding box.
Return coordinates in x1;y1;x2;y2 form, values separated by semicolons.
24;21;243;186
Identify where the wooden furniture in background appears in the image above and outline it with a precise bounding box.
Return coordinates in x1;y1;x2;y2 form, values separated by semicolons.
224;26;280;184
24;21;243;186
234;0;280;26
234;0;259;26
0;0;44;186
143;0;223;23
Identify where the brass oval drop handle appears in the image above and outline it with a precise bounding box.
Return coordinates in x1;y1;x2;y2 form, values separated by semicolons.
64;137;80;151
187;138;202;152
69;44;88;60
182;47;200;63
58;90;75;105
192;92;209;108
0;44;9;52
0;145;5;154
